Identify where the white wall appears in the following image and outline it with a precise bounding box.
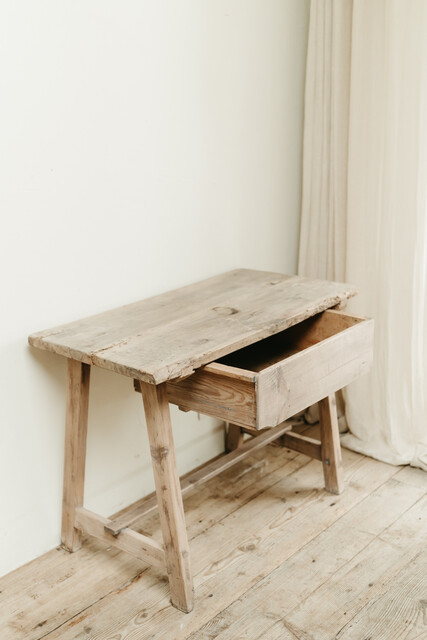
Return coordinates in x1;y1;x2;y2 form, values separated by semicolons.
0;0;310;576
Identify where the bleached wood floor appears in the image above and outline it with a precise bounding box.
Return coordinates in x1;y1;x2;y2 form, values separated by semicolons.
3;426;427;640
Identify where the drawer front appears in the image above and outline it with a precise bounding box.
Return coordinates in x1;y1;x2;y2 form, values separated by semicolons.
256;313;374;427
136;311;374;430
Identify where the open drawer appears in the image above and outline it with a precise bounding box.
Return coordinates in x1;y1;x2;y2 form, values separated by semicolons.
136;310;374;430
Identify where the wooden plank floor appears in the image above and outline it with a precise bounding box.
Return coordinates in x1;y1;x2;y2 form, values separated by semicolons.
2;427;427;640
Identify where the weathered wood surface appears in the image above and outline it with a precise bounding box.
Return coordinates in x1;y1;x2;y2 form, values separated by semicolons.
255;310;374;427
140;381;194;612
225;423;244;452
54;456;420;640
155;310;373;430
74;507;165;568
105;419;293;536
1;444;303;640
165;363;258;428
335;547;427;639
280;430;322;460
2;435;426;640
189;480;427;640
61;360;91;552
319;393;344;494
28;269;357;384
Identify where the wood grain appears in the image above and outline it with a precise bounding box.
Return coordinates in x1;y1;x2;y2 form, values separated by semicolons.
28;269;357;384
190;480;426;640
165;365;257;428
279;431;322;460
280;496;427;640
3;442;425;640
1;442;303;640
336;548;427;639
319;394;344;494
75;507;165;568
34;452;407;639
140;381;194;612
155;310;374;430
61;359;91;552
256;311;374;427
226;424;244;452
105;420;293;536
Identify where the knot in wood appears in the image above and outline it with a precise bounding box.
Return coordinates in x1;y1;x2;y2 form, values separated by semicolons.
150;446;169;462
212;306;239;316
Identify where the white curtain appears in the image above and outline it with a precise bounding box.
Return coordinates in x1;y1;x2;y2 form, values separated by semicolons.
299;0;427;470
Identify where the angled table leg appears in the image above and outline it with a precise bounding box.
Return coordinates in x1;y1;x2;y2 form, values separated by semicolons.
62;359;91;552
318;393;344;495
140;381;194;613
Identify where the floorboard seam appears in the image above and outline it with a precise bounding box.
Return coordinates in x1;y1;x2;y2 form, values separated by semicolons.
184;471;424;640
278;487;427;616
37;568;150;640
34;452;310;639
281;498;427;640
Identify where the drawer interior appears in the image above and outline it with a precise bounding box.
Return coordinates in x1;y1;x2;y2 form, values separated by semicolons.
136;309;372;430
216;310;364;372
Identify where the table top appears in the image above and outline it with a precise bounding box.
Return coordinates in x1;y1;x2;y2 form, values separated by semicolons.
28;269;357;384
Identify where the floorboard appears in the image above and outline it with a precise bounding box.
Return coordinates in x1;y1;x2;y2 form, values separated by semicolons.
2;430;426;640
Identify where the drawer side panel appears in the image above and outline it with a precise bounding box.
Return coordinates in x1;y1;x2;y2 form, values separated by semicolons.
165;369;258;428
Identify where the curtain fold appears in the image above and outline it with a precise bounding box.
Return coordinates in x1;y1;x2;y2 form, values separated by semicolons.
299;0;427;470
299;0;353;283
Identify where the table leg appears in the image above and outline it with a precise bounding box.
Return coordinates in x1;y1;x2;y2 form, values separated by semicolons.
62;359;91;552
140;381;194;613
318;394;344;494
226;423;244;452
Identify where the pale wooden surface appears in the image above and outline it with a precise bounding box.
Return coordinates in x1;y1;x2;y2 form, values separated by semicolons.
106;420;293;536
61;359;90;551
280;430;322;460
255;310;373;427
140;381;194;612
74;507;165;568
165;362;258;427
3;429;426;640
28;269;357;384
158;310;374;429
319;394;344;494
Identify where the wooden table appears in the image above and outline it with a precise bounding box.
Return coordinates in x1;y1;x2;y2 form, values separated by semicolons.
28;269;374;613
